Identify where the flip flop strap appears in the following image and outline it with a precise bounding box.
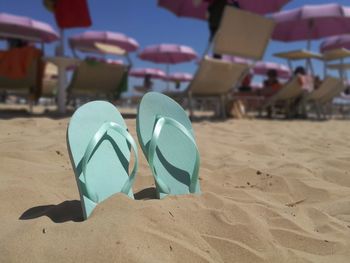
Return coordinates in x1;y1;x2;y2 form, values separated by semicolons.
148;116;200;194
82;121;138;202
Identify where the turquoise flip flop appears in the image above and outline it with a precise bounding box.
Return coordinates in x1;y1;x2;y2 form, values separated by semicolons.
136;92;200;199
67;101;138;219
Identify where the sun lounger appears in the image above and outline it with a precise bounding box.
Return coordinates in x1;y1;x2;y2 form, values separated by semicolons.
41;62;58;98
306;77;341;102
67;60;127;102
213;8;275;60
305;77;344;119
180;7;275;118
261;76;302;117
0;59;38;96
187;56;248;117
0;47;44;107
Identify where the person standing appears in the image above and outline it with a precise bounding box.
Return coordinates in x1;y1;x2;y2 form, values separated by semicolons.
205;0;240;41
202;0;240;58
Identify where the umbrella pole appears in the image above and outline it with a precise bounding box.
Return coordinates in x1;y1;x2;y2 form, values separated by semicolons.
287;59;293;72
324;61;328;78
307;39;311;51
166;64;170;91
306;19;313;51
57;28;67;114
308;59;315;76
340;58;345;81
59;28;65;56
126;53;132;68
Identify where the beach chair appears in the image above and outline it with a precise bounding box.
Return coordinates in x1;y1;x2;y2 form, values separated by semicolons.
183;7;275;118
187;57;248;117
260;76;302;117
0;57;41;112
305;77;344;119
0;58;38;94
41;62;58;99
67;60;127;104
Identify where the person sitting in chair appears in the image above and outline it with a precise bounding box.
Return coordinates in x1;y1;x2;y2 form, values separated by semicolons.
262;69;282;97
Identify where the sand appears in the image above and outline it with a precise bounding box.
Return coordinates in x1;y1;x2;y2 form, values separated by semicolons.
0;109;350;262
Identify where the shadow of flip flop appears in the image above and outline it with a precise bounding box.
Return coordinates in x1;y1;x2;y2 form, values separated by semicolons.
19;200;84;223
134;187;157;200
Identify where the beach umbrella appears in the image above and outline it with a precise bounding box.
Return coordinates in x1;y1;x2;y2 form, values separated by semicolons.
129;68;166;79
158;0;291;19
166;72;193;82
0;13;59;43
251;82;263;90
271;3;350;50
253;61;291;79
165;72;193;90
85;56;124;65
69;31;139;54
222;55;253;65
139;44;197;64
130;68;166;93
320;35;350;53
139;44;197;90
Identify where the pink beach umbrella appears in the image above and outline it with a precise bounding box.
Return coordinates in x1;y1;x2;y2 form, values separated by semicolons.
139;44;197;89
320;35;350;53
129;68;166;79
251;82;263;90
139;44;197;64
253;61;291;79
166;72;193;82
85;56;124;65
69;31;139;54
271;3;350;50
129;68;166;93
165;72;193;90
158;0;291;19
222;55;253;65
0;12;59;43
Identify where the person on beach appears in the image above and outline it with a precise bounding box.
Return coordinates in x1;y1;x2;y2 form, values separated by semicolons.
262;69;282;97
175;80;181;90
291;66;314;117
313;75;322;90
238;72;252;92
205;0;240;42
294;66;313;92
143;74;153;90
260;69;282;117
194;0;240;58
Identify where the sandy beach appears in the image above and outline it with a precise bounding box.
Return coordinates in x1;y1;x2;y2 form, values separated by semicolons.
0;108;350;262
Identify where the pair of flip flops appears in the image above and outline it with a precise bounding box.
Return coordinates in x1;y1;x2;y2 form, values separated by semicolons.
67;92;201;219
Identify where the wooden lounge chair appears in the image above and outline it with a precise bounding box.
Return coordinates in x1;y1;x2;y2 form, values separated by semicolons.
178;7;275;118
67;60;127;103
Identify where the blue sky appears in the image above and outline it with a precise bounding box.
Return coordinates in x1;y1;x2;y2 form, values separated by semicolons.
0;0;348;92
